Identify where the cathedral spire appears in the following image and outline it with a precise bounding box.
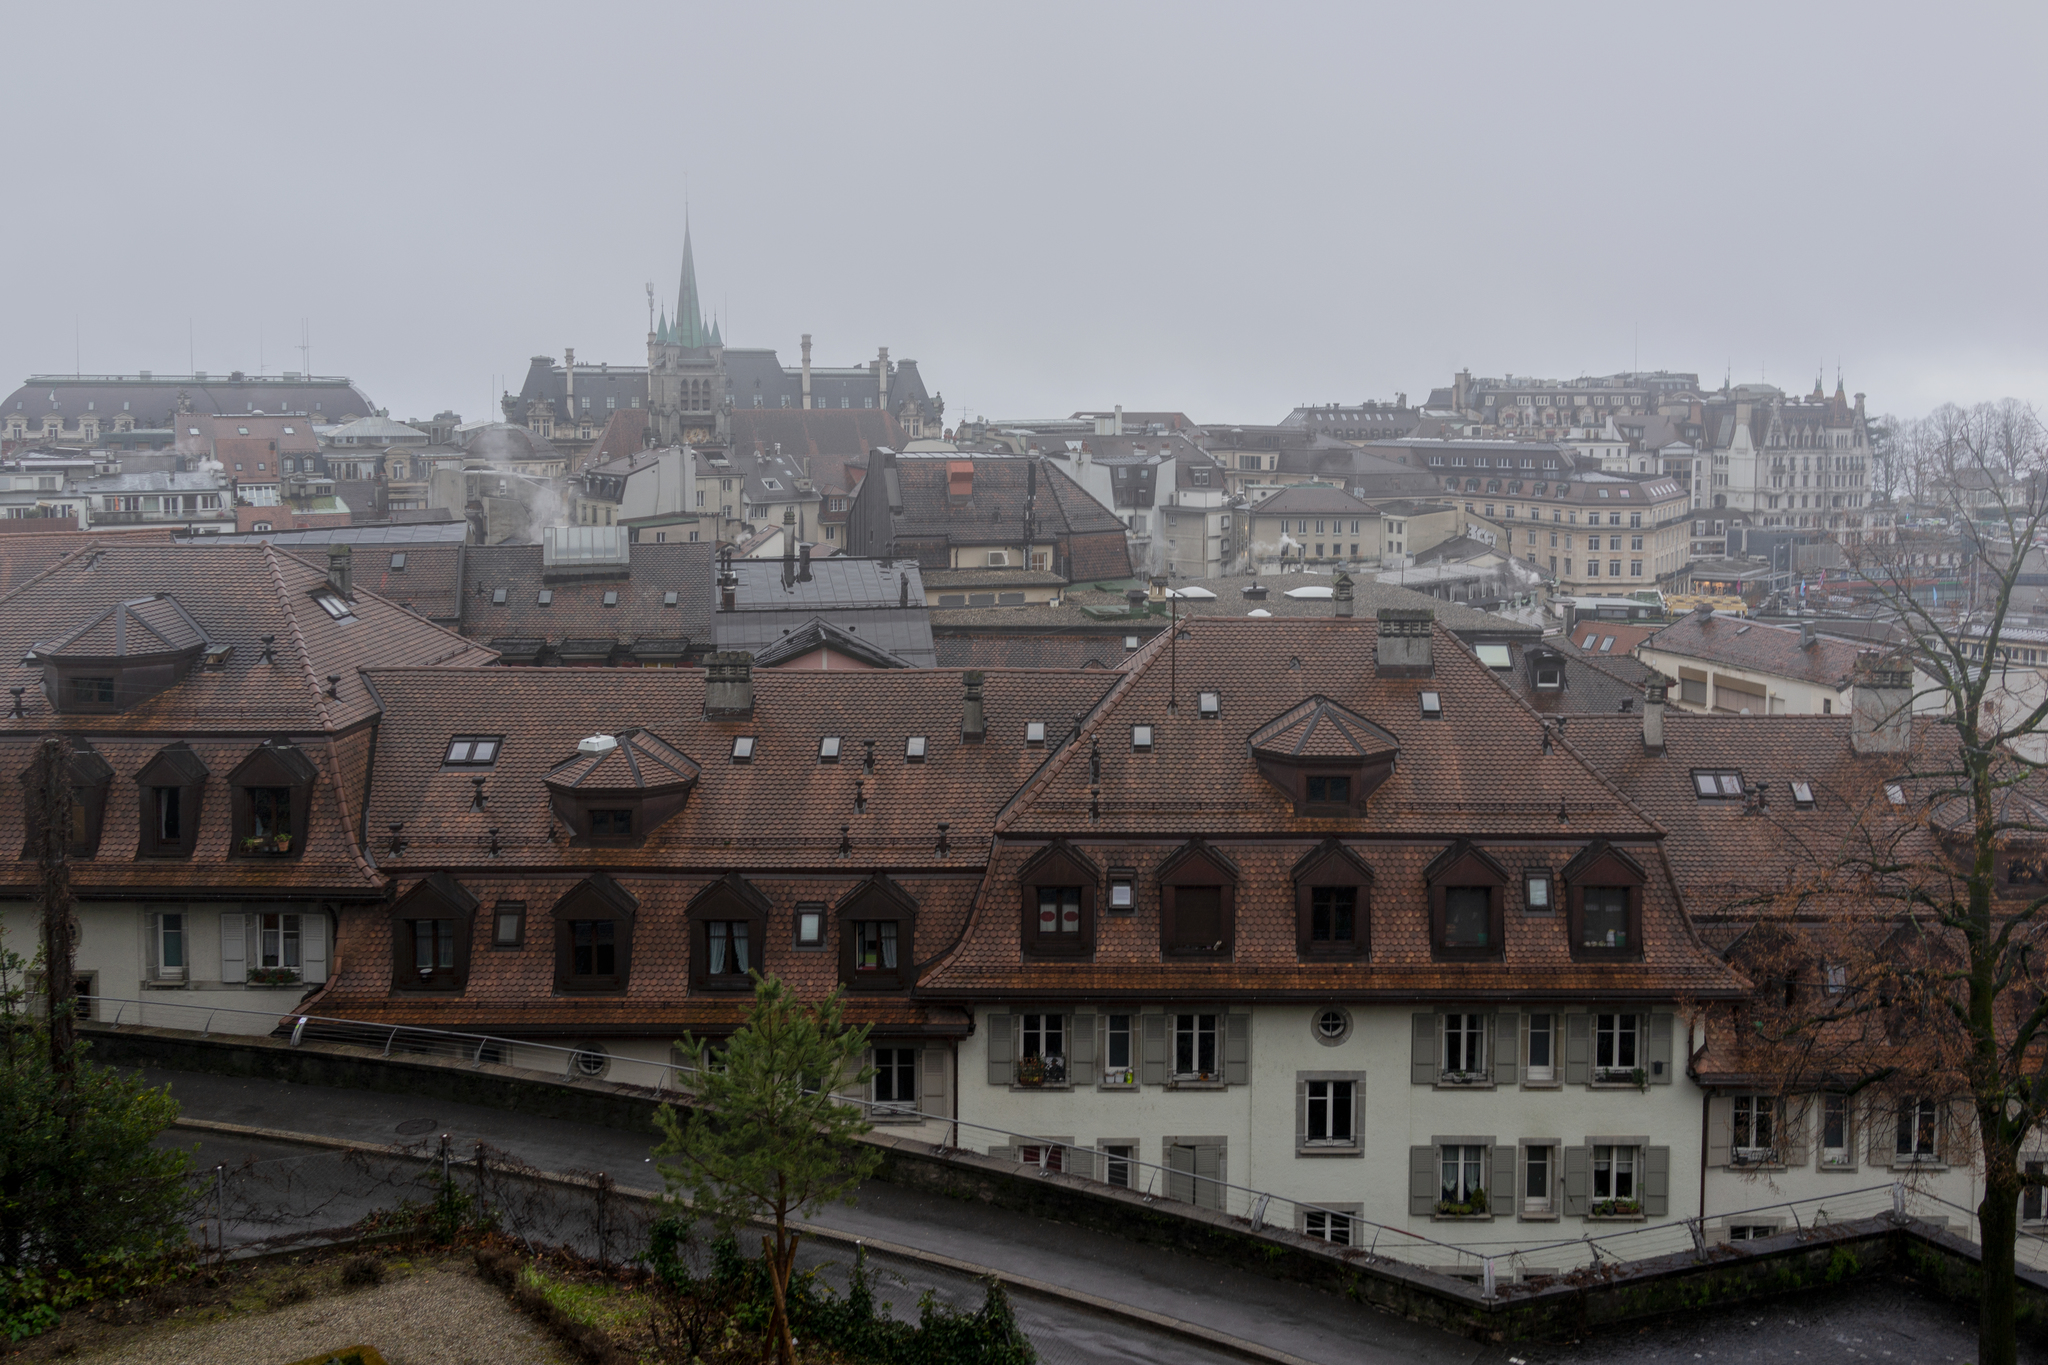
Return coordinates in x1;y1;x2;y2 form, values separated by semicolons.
674;221;710;349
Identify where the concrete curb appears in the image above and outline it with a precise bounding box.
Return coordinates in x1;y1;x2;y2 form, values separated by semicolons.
174;1117;1317;1365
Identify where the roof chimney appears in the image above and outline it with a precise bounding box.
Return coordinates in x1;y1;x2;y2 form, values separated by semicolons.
961;670;986;743
1800;621;1817;649
1375;608;1434;677
1851;667;1913;754
719;562;738;612
898;571;909;608
1333;571;1354;618
801;334;812;410
1643;680;1666;754
799;542;813;583
877;345;890;410
1694;600;1713;622
704;652;755;719
326;543;353;598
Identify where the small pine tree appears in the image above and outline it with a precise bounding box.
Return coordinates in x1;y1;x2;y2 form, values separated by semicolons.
655;975;880;1365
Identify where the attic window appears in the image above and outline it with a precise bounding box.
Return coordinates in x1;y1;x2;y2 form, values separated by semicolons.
1599;637;1616;652
663;592;678;607
389;553;407;571
1791;780;1816;810
313;592;354;621
1198;691;1220;719
1885;782;1905;805
1419;692;1442;718
1124;635;1139;651
761;478;782;491
1476;645;1511;669
1025;721;1046;747
819;736;841;763
536;590;553;606
492;588;507;605
1693;770;1744;800
602;591;619;608
905;736;928;763
444;736;501;766
1535;668;1562;689
731;737;756;764
1131;724;1154;752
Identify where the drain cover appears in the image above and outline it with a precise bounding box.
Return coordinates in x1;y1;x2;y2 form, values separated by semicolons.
394;1118;438;1136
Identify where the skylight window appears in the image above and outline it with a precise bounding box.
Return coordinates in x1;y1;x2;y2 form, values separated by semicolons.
492;588;507;605
819;736;841;763
663;592;678;607
444;736;502;766
1693;770;1745;800
1198;691;1220;718
905;736;928;763
1581;633;1598;649
1476;645;1511;669
1131;724;1154;751
389;552;407;571
731;737;756;764
313;592;354;621
537;590;553;606
761;478;782;491
602;591;618;607
1025;721;1046;746
1791;780;1816;809
1419;691;1442;717
796;906;825;946
1599;637;1616;652
1886;782;1905;805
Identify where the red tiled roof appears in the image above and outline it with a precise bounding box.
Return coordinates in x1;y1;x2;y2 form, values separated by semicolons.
0;529;174;597
933;634;1136;671
1640;613;1881;689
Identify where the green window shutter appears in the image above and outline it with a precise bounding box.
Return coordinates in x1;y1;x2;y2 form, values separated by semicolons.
1563;1145;1589;1216
1408;1146;1438;1217
1141;1013;1168;1087
1411;1013;1437;1085
1643;1145;1670;1217
1295;1078;1308;1149
145;912;159;975
1491;1013;1518;1086
1224;1013;1251;1085
1707;1095;1733;1168
1490;1142;1516;1205
1069;1012;1097;1086
1194;1143;1225;1210
986;1013;1013;1086
1563;1013;1591;1085
220;912;246;984
1782;1097;1808;1167
1648;1012;1674;1083
301;913;329;983
1165;1144;1196;1203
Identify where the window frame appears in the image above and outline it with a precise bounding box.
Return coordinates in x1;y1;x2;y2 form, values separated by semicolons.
1424;841;1507;962
1018;839;1100;958
1520;1141;1558;1219
1563;841;1648;962
443;735;503;768
1592;1012;1642;1081
551;874;637;994
1292;838;1371;959
835;874;918;991
1298;1072;1365;1155
687;873;771;993
1524;1012;1557;1085
388;873;478;992
1158;839;1239;959
134;742;208;859
227;740;317;861
1171;1011;1221;1081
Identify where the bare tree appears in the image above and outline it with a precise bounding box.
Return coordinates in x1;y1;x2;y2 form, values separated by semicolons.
1725;421;2048;1365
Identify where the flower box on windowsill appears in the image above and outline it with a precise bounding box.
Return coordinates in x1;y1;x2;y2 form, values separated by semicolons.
238;834;293;856
1729;1149;1781;1169
1587;1199;1644;1220
1434;1191;1491;1220
1592;1067;1648;1090
1435;1071;1494;1089
1015;1057;1067;1089
1168;1073;1228;1091
1097;1068;1137;1089
245;968;302;987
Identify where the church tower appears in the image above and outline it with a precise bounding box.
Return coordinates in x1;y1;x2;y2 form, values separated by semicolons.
647;222;728;447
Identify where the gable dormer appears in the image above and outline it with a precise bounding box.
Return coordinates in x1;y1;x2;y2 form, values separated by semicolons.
30;595;212;713
1017;838;1103;958
135;741;210;858
544;729;700;845
1158;837;1240;958
837;872;920;991
687;873;773;992
1248;696;1398;816
1423;839;1510;961
228;739;320;859
18;740;114;860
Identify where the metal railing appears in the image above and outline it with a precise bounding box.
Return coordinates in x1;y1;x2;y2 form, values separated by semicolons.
76;995;2028;1297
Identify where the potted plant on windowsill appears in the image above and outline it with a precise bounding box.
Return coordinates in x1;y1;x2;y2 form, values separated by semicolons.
1589;1197;1644;1218
1100;1067;1135;1086
1439;1069;1489;1086
1593;1066;1645;1088
1435;1189;1489;1218
1017;1055;1047;1088
246;966;301;986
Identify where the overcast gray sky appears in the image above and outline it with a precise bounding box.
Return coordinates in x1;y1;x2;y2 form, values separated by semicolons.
5;2;2042;426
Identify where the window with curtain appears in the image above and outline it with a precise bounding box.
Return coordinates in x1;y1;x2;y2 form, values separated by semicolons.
853;921;897;971
706;921;751;978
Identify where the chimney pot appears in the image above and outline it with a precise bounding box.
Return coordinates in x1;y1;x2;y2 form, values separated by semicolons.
326;543;353;598
704;651;755;719
961;670;986;743
1851;667;1913;754
1333;571;1354;618
1374;608;1434;677
1643;680;1666;753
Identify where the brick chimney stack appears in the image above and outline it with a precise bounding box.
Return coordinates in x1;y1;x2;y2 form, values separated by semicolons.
1643;680;1666;754
1333;571;1354;619
1375;608;1433;677
326;543;353;598
704;652;755;719
961;671;986;744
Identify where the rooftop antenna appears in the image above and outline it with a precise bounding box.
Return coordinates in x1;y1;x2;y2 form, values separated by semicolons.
645;282;655;334
299;318;310;377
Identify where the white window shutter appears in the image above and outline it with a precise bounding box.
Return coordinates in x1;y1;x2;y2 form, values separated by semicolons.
301;913;329;983
220;913;246;984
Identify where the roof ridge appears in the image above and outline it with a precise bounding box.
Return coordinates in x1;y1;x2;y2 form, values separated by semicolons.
262;544;335;729
0;536;114;613
989;634;1161;834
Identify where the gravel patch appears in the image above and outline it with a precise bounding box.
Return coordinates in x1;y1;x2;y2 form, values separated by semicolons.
69;1259;575;1365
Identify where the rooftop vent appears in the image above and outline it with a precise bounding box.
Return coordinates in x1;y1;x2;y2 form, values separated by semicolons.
577;735;619;755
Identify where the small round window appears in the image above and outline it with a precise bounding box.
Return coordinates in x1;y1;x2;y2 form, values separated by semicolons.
572;1044;609;1078
1313;1006;1352;1047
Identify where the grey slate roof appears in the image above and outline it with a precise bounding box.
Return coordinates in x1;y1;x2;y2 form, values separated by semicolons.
751;616;920;669
727;556;924;610
4;374;376;430
190;522;470;546
713;606;936;668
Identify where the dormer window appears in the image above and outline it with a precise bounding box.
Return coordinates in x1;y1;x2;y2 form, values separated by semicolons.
553;874;636;992
688;873;771;992
1563;840;1646;960
135;742;207;858
390;873;477;992
1424;840;1508;961
1158;838;1238;958
1294;839;1371;959
229;740;318;859
18;741;113;860
1019;839;1100;958
1248;696;1397;816
836;873;919;990
545;730;700;844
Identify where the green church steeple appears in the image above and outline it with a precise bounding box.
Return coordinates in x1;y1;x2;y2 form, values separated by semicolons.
672;223;712;349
